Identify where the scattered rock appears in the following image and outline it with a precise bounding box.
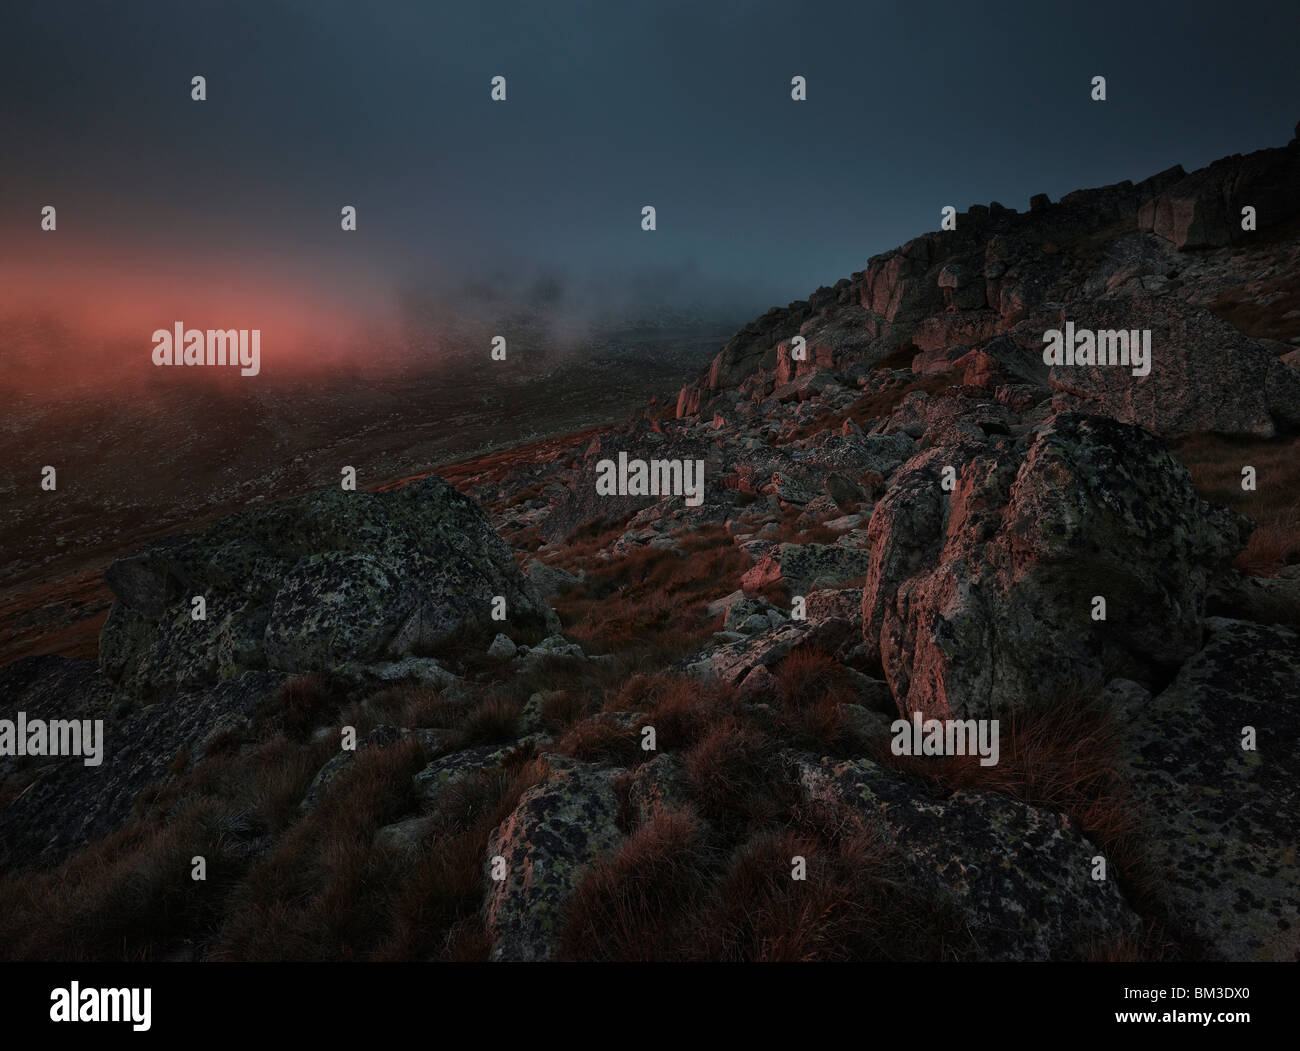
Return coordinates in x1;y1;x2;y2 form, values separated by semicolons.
486;634;518;662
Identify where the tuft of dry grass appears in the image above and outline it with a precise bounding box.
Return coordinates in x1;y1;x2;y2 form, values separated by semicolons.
683;717;784;833
460;696;521;744
872;688;1157;916
551;527;746;662
266;674;338;739
558;808;711;961
553;716;645;765
560;796;970;961
1171;433;1300;576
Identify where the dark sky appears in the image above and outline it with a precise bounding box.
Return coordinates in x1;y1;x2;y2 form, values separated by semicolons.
2;0;1296;326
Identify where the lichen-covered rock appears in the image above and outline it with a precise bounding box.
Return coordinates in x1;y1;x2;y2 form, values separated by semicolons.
807;431;918;477
702;623;809;685
722;596;784;633
0;659;283;871
792;755;1142;960
698;618;856;686
862;413;1248;720
518;635;587;666
523;560;583;599
334;657;460;692
804;587;863;626
627;752;693;825
1047;298;1300;438
1118;618;1300;961
770;472;817;505
99;476;559;700
373;814;439;856
483;757;623;961
741;543;872;596
413;742;521;808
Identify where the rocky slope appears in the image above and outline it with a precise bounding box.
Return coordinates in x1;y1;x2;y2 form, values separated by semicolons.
1;126;1298;962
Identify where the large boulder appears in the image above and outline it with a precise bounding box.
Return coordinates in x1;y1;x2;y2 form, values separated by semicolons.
792;755;1142;960
1117;619;1300;961
862;413;1248;720
99;476;559;700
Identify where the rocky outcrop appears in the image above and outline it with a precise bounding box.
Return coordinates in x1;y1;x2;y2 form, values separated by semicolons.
1138;139;1300;249
99;476;559;700
1047;298;1300;438
861;413;1248;720
675;125;1300;441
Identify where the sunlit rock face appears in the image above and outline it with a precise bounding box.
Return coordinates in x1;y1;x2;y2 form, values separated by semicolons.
861;413;1248;721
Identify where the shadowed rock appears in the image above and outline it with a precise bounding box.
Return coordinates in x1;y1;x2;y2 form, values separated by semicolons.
791;754;1143;960
0;657;283;872
99;476;559;700
1117;618;1300;961
1047;298;1300;438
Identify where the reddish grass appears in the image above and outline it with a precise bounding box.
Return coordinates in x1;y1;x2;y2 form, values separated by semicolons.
1171;433;1300;576
637;673;743;750
558;809;710;961
683;718;784;831
0;732;335;960
873;690;1156;911
553;716;645;765
552;530;747;659
460;696;521;744
268;674;337;739
377;761;548;962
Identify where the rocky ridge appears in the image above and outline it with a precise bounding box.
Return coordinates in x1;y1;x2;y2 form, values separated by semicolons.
2;127;1298;961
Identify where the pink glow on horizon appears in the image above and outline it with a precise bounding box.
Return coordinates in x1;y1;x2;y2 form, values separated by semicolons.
0;253;426;396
